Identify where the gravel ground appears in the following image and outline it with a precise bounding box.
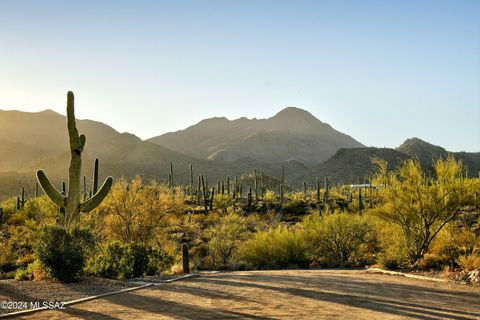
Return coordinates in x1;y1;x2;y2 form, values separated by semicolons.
13;270;480;320
0;277;138;314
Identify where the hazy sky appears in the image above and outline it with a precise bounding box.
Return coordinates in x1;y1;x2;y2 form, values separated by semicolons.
0;0;479;151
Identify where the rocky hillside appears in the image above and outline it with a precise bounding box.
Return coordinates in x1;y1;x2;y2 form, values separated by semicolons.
148;107;364;166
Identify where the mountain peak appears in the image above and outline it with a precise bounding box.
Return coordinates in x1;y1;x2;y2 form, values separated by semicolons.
272;107;319;121
397;137;448;167
402;137;428;145
148;106;364;165
39;109;59;114
398;137;444;151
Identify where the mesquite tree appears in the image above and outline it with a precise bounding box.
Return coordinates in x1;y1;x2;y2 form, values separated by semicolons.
372;157;472;264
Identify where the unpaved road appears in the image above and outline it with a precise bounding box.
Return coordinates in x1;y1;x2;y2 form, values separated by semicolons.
14;270;480;319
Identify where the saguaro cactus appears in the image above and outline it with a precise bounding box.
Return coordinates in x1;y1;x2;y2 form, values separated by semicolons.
169;162;174;189
358;188;365;211
17;187;26;210
36;91;113;230
201;175;208;213
190;164;194;196
280;165;285;204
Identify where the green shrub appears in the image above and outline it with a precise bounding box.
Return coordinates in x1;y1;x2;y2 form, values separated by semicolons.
431;228;480;268
15;268;31;281
35;226;92;282
26;259;49;280
213;194;233;213
240;226;308;269
86;242;172;279
85;242;133;279
457;254;480;272
208;213;248;266
283;198;309;216
301;211;376;267
146;248;174;276
375;220;408;270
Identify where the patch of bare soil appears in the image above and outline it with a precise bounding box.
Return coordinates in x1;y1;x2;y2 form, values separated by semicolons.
12;269;480;319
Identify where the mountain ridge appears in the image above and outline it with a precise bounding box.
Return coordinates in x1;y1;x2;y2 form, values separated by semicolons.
148;106;364;165
0;108;478;199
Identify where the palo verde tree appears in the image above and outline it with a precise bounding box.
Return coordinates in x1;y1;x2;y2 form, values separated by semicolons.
372;156;472;265
37;91;113;230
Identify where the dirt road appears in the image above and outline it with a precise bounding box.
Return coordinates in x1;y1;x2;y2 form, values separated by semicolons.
15;270;480;319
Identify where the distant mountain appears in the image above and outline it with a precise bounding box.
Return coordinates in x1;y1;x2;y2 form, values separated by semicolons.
148;107;364;166
0;109;119;171
307;138;480;184
398;137;480;177
0;109;478;200
397;138;448;169
309;147;410;185
0;109;313;199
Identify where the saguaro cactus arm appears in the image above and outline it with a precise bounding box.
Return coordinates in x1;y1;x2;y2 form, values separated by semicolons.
80;176;113;212
93;158;99;194
37;170;66;207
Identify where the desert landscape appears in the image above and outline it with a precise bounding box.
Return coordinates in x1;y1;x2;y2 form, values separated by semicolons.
1;1;479;319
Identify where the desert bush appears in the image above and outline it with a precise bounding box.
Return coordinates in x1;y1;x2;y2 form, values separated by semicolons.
146;247;174;276
86;242;138;279
35;226;93;282
264;190;277;207
283;194;309;215
289;192;305;203
0;196;59;274
372;156;472;264
375;220;408;270
101;178;186;244
26;259;49;281
240;225;308;269
14;260;48;281
378;253;401;270
207;213;249;265
301;211;376;267
15;268;30;281
457;254;480;272
213;194;233;213
418;253;448;270
86;241;172;279
431;227;479;268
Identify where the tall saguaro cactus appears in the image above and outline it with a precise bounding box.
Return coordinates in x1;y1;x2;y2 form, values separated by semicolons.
36;91;113;230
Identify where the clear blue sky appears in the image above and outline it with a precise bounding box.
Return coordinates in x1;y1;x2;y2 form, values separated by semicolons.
0;0;478;151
